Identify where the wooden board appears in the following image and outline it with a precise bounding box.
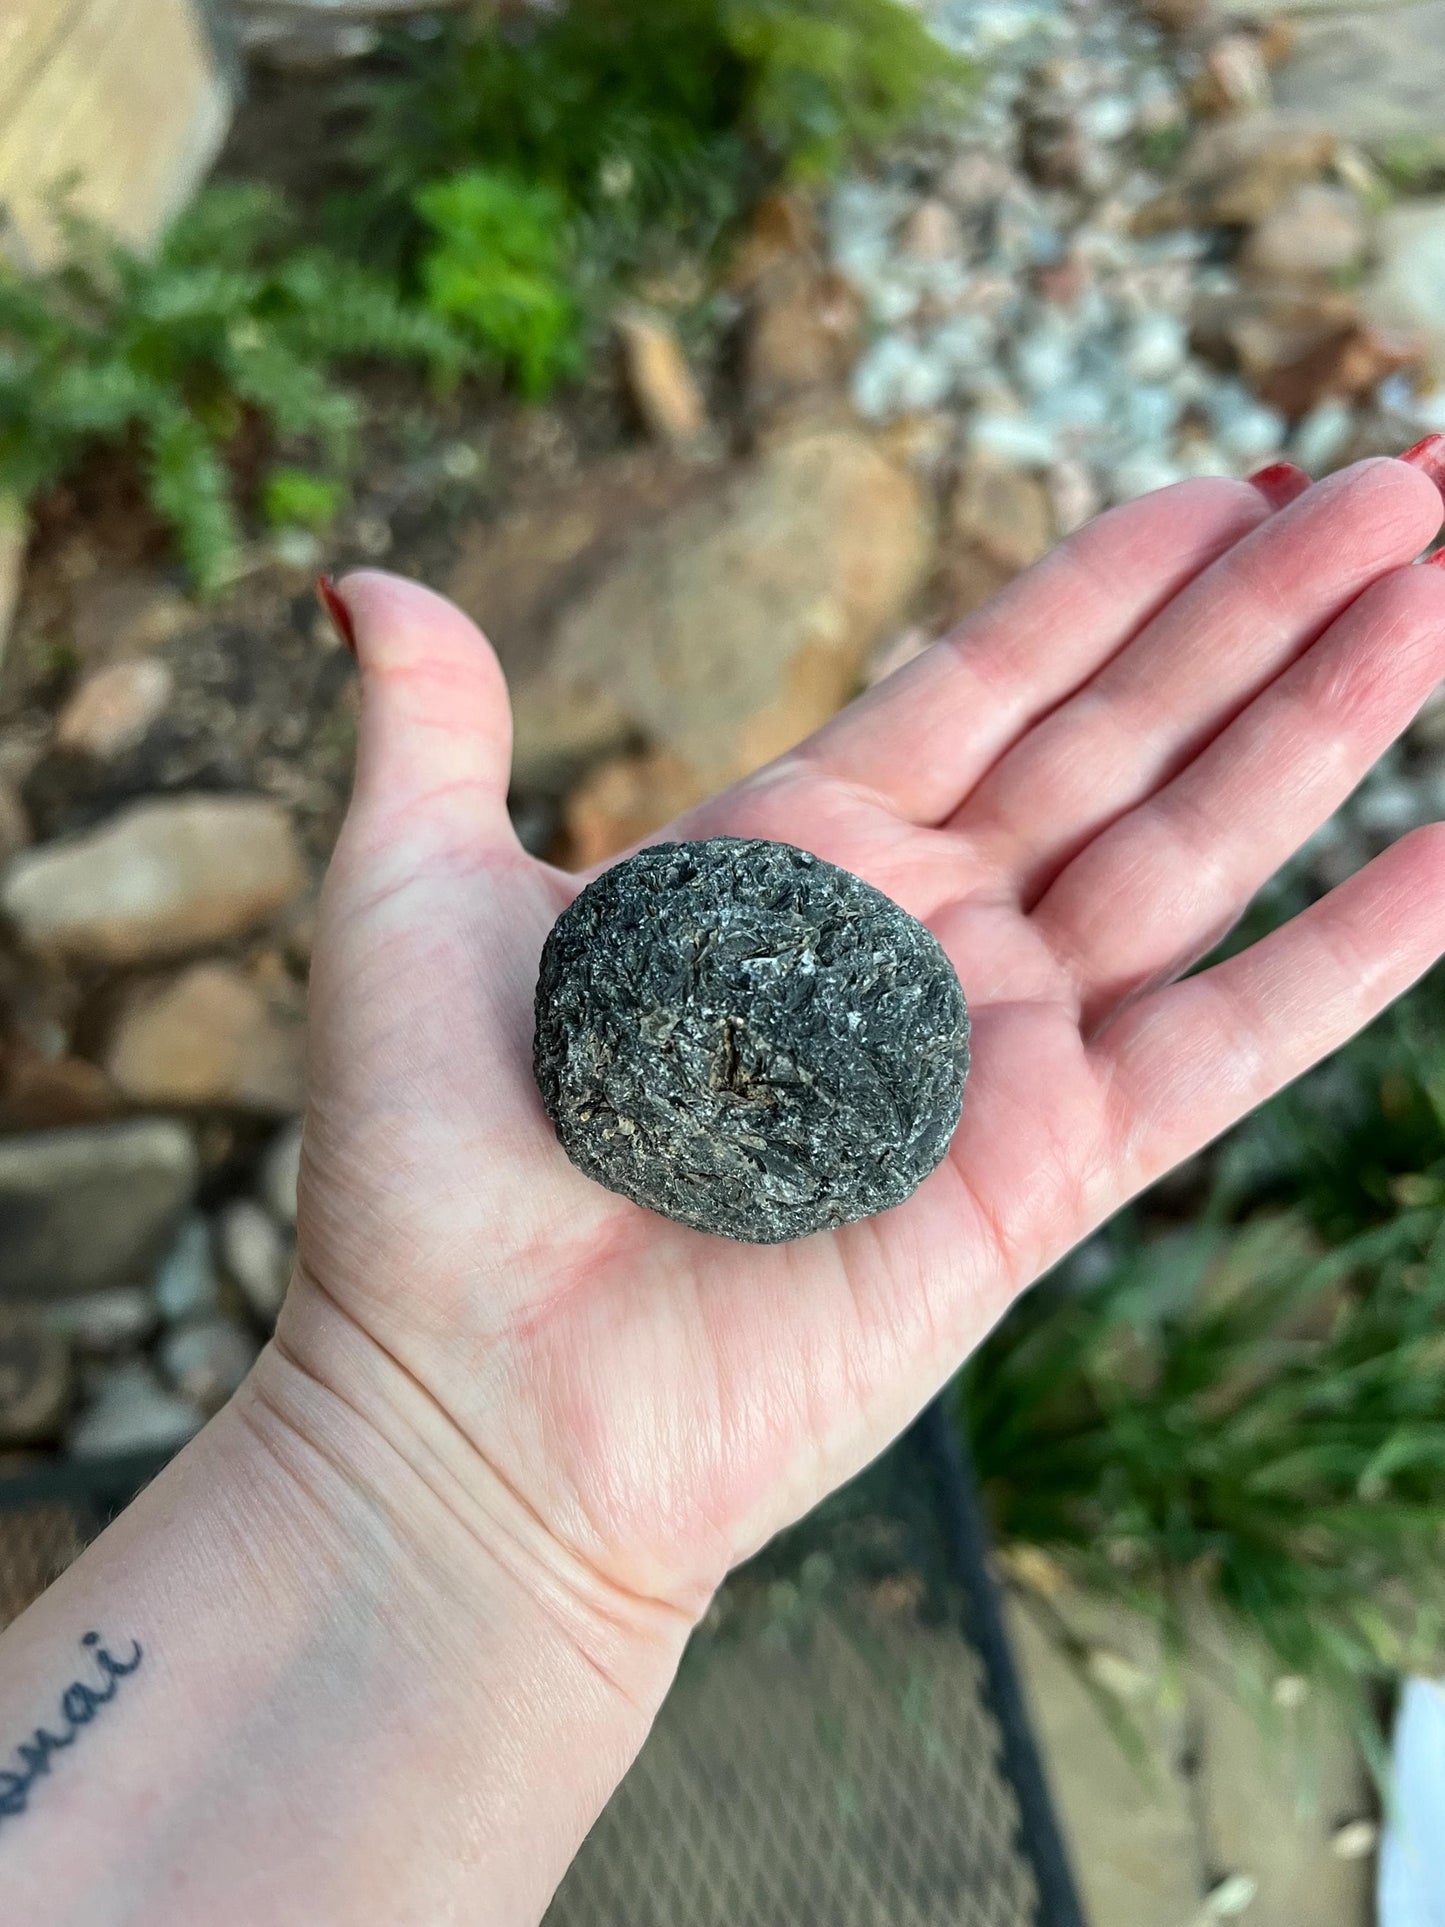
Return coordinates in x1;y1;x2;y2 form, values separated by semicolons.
0;0;232;269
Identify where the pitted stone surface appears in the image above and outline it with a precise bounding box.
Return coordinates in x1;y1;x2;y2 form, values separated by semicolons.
533;838;970;1243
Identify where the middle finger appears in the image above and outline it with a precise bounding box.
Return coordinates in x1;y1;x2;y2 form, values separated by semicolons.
949;453;1444;903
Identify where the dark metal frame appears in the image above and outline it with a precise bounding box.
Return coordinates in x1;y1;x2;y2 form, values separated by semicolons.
917;1400;1088;1927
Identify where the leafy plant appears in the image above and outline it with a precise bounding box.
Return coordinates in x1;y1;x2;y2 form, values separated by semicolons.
416;170;582;399
964;970;1445;1764
348;0;971;287
0;184;468;590
261;466;348;533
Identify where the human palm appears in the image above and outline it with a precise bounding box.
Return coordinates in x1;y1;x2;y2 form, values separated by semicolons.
284;457;1445;1629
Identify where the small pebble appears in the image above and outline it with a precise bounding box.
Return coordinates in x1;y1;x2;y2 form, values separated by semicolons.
154;1215;223;1322
260;1118;303;1227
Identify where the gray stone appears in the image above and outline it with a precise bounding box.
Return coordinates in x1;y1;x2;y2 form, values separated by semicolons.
1;794;305;967
0;1309;71;1444
1365;196;1445;379
153;1215;223;1322
158;1315;258;1415
217;1199;291;1322
66;1359;202;1459
42;1288;157;1354
259;1117;303;1227
533;839;970;1244
1277;4;1445;155
0;1119;197;1299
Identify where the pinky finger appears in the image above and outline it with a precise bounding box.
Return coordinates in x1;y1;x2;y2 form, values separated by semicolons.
1098;823;1445;1184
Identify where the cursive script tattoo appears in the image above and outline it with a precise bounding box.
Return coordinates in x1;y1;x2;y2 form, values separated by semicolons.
0;1633;143;1827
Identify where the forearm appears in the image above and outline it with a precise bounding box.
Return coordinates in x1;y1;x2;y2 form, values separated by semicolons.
0;1315;683;1926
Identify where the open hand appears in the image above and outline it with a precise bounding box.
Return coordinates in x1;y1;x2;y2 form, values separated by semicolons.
267;452;1445;1684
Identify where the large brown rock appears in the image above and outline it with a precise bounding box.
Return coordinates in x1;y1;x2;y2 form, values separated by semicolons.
939;459;1056;623
103;961;306;1112
1;795;305;966
0;1118;198;1298
512;428;933;795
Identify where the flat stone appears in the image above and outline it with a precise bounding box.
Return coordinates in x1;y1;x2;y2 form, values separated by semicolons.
1184;1603;1370;1927
216;1199;291;1323
41;1287;156;1354
153;1214;223;1322
54;658;174;759
534;839;969;1244
258;1117;303;1227
1;794;305;966
157;1315;258;1415
940;458;1056;621
0;1309;71;1445
66;1358;202;1459
102;961;306;1112
1276;3;1445;154
1240;182;1369;282
0;1119;197;1299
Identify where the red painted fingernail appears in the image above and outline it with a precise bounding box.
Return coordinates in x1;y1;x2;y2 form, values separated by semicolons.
1399;434;1445;502
1425;545;1445;567
315;574;357;655
1247;461;1311;511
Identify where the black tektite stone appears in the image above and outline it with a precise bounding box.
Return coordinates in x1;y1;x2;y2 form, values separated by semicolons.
533;838;970;1243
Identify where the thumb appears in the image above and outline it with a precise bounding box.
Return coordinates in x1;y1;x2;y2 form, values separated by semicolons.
322;569;515;845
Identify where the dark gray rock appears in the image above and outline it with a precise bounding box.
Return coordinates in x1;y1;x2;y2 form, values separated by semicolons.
534;838;970;1243
0;1120;198;1299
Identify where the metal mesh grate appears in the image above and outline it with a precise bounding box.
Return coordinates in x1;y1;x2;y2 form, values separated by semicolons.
0;1423;1078;1926
548;1418;1055;1927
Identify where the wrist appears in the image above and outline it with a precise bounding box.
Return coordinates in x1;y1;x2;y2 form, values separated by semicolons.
208;1279;691;1920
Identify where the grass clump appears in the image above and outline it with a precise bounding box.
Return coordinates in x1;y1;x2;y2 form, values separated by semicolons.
0;184;468;591
965;972;1445;1763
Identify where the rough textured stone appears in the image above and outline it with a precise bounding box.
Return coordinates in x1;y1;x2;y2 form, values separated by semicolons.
534;839;969;1244
512;429;932;794
54;658;174;759
0;1309;71;1445
1;794;305;966
102;961;306;1112
0;1119;197;1299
